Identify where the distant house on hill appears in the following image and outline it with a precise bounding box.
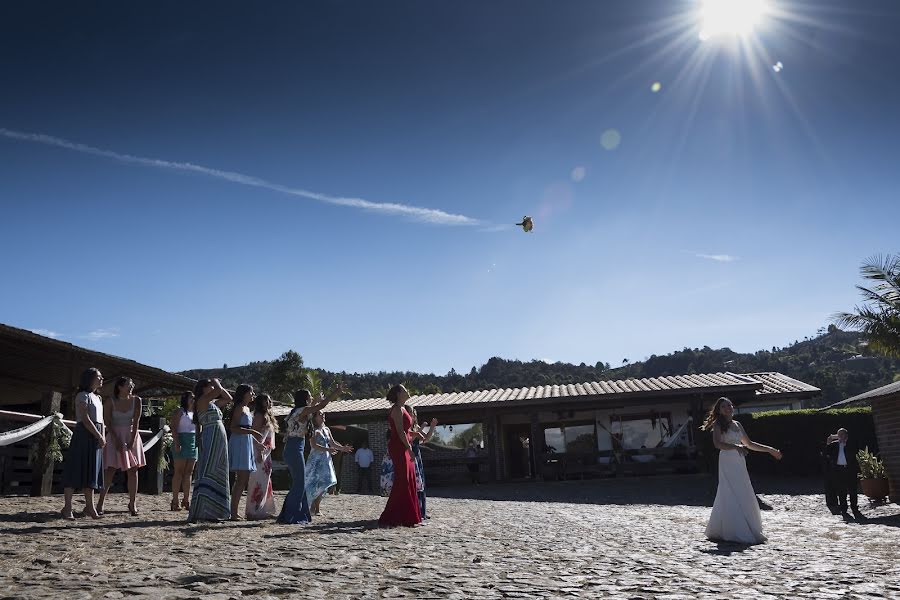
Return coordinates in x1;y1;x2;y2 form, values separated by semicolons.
305;371;820;489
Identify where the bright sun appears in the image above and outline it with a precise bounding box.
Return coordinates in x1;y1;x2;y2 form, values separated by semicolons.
699;0;769;40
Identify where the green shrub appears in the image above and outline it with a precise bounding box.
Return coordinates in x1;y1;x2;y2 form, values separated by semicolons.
856;447;886;479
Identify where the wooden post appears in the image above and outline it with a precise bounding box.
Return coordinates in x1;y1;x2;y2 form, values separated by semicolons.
139;417;167;495
30;391;62;496
529;412;543;481
485;412;498;482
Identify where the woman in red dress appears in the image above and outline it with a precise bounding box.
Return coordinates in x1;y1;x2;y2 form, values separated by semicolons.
379;384;422;527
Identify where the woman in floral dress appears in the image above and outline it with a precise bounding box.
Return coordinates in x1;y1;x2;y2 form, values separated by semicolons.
246;393;278;520
305;411;353;516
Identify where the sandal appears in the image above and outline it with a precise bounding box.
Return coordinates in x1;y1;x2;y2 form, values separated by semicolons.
181;499;190;511
128;504;139;517
60;509;75;521
171;498;180;511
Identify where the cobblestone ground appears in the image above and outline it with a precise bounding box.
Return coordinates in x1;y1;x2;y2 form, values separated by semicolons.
0;476;898;599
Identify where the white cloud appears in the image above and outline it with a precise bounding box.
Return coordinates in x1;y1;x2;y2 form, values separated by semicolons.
479;224;515;233
0;128;481;227
697;254;739;263
29;328;63;339
693;253;739;263
82;328;120;341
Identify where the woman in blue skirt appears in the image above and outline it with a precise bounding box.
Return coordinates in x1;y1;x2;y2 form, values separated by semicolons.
228;384;263;520
61;368;106;520
276;383;348;524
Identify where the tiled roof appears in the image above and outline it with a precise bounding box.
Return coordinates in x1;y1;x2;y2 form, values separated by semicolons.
296;371;819;417
744;372;820;396
0;322;196;391
825;379;900;409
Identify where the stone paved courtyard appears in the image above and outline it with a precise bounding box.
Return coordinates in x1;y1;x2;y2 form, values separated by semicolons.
0;476;898;599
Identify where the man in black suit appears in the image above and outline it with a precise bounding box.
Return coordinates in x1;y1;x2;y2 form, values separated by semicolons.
824;428;864;520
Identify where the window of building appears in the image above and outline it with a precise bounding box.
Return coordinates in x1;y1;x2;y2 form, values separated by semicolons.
609;413;672;450
542;422;597;454
431;423;483;449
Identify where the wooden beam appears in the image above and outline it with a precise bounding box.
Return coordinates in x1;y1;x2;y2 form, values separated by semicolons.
30;391;61;497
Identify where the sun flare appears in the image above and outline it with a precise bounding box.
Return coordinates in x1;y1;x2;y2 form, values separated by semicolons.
699;0;769;40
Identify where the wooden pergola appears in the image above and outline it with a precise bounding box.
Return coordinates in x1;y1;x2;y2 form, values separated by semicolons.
0;323;195;414
0;323;195;495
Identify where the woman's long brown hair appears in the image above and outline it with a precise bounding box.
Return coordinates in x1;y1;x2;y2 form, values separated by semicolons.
700;397;732;434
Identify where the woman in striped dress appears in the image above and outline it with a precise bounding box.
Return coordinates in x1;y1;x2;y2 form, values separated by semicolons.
188;378;233;523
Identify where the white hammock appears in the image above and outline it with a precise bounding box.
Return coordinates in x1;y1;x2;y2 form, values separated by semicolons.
0;413;60;447
141;425;170;452
662;417;693;448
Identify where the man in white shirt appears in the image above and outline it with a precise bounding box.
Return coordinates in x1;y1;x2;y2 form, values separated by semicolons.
825;428;863;520
355;442;375;494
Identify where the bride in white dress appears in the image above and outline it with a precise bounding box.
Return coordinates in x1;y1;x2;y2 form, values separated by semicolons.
703;397;782;544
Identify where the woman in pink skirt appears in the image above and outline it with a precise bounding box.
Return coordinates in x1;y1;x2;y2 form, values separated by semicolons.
97;377;147;516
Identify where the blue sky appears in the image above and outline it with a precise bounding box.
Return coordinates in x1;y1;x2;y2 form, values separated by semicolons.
1;1;899;375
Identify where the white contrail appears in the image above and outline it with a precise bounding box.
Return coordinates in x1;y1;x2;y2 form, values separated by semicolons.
0;127;481;226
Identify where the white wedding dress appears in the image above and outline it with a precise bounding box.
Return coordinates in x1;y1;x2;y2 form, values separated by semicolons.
705;421;767;544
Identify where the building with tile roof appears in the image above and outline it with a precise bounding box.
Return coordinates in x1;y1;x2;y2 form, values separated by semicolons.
312;371;820;489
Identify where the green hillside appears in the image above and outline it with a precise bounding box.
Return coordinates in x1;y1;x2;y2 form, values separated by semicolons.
180;327;900;407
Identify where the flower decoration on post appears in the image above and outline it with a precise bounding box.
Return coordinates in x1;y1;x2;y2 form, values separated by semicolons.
28;413;72;469
157;425;174;472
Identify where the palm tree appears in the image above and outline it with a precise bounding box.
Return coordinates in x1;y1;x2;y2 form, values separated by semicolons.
833;254;900;358
303;371;323;399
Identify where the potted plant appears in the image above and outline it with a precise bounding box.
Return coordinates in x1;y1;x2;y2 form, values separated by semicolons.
856;447;889;502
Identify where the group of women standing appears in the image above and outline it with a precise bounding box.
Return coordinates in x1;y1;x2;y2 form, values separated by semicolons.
60;368;148;520
60;370;434;529
186;378;288;522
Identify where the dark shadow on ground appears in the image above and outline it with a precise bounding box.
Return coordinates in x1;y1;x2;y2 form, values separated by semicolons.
0;511;64;524
264;518;377;537
699;541;754;556
847;513;900;528
391;475;833;507
0;519;191;535
421;474;718;506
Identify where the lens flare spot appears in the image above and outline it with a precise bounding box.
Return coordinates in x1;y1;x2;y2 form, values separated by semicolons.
601;129;622;151
651;81;662;93
772;61;783;72
570;166;586;182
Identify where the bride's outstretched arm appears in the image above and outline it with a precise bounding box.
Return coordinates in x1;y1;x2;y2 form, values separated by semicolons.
738;425;782;459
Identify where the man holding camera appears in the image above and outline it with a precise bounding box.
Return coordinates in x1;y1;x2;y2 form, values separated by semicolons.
824;428;864;520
